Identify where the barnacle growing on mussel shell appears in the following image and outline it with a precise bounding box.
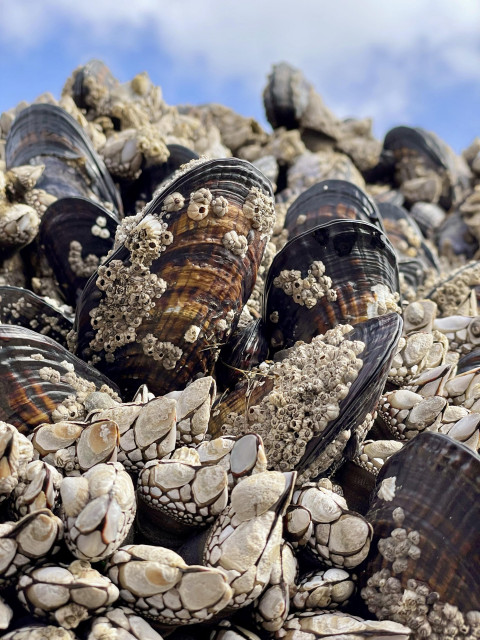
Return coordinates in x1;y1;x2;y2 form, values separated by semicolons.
5;104;123;215
362;432;480;637
210;314;402;483
39;196;118;306
264;219;400;351
73;157;275;398
0;325;120;432
0;285;73;347
4;56;480;640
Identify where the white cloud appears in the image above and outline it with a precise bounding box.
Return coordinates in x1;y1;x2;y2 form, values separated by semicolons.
2;0;480;139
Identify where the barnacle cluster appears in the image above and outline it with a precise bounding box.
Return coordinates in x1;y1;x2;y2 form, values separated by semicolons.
273;260;337;308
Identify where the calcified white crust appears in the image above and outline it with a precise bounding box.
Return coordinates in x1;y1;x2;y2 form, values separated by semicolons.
88;605;164;640
277;610;411;638
204;470;295;609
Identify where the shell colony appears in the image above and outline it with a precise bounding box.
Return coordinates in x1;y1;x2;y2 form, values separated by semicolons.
0;60;479;640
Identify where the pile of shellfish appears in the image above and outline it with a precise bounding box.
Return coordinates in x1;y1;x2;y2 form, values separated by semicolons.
0;60;478;640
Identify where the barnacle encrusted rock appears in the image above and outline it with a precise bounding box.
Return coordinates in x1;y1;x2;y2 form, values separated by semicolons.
222;324;364;474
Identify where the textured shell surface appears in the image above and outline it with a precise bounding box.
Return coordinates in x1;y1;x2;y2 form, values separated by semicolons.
0;324;120;432
264;218;400;351
5;104;123;215
74;157;275;398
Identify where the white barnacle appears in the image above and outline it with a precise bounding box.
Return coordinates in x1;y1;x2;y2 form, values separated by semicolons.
378;476;397;502
222;230;248;258
242;186;275;235
163;192;185;213
184;325;201;343
187;188;213;221
211;196;228;217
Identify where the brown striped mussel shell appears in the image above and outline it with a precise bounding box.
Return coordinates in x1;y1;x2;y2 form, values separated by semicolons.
73;157;275;398
361;431;480;634
0;325;120;433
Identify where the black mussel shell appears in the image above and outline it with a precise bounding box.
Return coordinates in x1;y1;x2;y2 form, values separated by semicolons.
71;59;119;111
74;157;274;398
216;318;269;389
0;324;120;432
0;286;72;347
263;219;400;352
435;210;478;261
363;431;480;613
296;313;403;480
284;179;384;240
39;196;118;306
379;202;439;265
263;62;312;130
5;104;123;215
121;144;199;217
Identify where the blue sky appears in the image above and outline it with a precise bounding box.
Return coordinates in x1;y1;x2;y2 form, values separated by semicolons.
1;0;480;154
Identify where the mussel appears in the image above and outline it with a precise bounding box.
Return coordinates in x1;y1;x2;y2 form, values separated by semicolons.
73;157;275;398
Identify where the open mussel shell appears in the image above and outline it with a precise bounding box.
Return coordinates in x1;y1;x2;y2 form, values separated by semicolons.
39;197;118;306
0;286;73;348
74;157;274;398
295;313;403;480
216;318;269;389
284;179;384;240
5;104;123;215
263;219;400;352
363;432;480;617
121;143;199;217
0;325;120;433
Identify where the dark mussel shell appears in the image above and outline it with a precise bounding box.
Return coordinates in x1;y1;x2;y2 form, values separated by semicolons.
263;62;312;130
120;143;199;217
384;125;471;210
263;219;400;352
295;313;403;480
378;201;440;286
0;325;120;433
74;157;274;398
457;346;480;374
362;431;480;616
435;210;478;261
284;179;384;240
0;286;72;347
5;104;123;216
70;59;119;112
39;196;118;306
216;318;269;390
